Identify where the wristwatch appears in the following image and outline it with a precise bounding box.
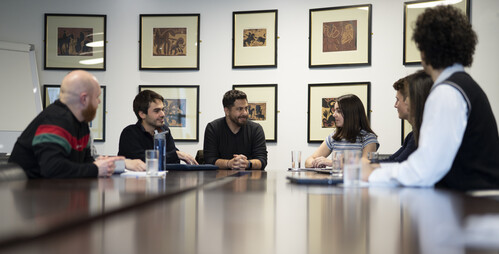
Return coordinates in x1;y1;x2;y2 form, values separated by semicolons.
247;160;252;170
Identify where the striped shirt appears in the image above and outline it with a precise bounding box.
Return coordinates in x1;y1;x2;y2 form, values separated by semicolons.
325;129;379;152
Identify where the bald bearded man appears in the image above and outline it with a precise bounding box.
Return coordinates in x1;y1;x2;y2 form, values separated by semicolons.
9;70;122;178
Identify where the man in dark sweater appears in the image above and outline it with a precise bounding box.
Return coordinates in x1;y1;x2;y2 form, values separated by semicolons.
364;5;499;190
118;90;197;166
9;70;122;178
203;90;268;170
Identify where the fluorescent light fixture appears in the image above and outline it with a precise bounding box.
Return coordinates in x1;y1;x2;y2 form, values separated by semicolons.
79;58;104;65
86;41;104;47
408;0;462;9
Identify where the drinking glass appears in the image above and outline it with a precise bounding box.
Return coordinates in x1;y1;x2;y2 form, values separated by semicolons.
343;150;362;186
331;151;343;175
291;150;301;169
145;149;159;176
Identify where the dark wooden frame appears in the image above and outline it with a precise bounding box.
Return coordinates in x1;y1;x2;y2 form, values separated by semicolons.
232;9;278;68
403;0;471;65
309;4;372;68
232;84;278;142
44;13;106;70
139;85;199;142
43;84;106;142
139;14;200;70
307;82;371;143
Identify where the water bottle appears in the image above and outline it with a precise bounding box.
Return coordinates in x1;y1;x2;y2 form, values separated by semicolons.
154;130;168;171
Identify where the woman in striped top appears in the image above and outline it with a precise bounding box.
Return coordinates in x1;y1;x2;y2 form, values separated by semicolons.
305;94;379;168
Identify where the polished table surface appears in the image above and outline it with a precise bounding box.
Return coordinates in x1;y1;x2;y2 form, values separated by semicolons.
1;170;499;254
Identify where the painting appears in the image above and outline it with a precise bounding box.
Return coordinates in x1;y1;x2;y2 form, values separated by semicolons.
140;14;200;70
153;28;187;56
308;82;370;143
309;4;371;67
321;97;337;128
139;85;199;142
164;99;187;127
248;102;266;121
232;84;278;142
403;0;470;65
45;14;106;70
43;84;106;142
322;20;357;52
233;10;278;68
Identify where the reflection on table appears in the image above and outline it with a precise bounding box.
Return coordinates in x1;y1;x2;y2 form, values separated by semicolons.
1;171;499;254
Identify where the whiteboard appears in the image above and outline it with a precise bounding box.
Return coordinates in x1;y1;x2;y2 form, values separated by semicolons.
0;41;42;153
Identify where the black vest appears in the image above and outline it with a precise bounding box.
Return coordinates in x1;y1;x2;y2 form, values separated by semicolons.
435;72;499;191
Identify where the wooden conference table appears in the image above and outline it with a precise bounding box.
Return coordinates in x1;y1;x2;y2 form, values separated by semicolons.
0;169;499;254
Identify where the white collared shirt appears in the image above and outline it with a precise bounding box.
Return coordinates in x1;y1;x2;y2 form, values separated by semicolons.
369;64;469;186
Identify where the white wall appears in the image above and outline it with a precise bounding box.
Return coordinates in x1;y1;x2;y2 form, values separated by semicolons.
1;0;498;171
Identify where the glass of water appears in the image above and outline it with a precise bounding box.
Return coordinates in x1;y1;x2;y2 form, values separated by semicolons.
145;149;159;176
343;150;362;186
331;151;343;175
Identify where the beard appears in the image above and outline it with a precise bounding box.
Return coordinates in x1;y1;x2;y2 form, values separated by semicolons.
145;116;164;128
229;114;248;127
82;103;97;122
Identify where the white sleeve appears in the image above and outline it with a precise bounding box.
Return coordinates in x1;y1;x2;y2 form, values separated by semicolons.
369;85;468;186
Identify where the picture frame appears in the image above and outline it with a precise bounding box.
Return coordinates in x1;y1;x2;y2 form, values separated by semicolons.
44;14;106;70
401;119;413;145
232;84;278;142
139;85;199;142
309;4;372;68
232;9;278;68
308;82;371;143
403;0;470;65
43;84;106;142
140;14;200;70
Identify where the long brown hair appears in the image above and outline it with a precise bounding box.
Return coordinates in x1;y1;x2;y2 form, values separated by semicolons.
406;70;433;146
332;94;375;142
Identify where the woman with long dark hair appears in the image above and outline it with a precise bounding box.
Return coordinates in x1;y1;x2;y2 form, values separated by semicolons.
305;94;378;168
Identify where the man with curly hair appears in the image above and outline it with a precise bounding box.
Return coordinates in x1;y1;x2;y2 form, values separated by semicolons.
364;5;499;190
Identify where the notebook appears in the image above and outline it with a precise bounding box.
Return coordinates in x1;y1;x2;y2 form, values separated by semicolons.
165;164;219;171
286;173;343;185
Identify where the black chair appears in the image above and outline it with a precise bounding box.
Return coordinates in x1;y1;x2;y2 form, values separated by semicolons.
195;150;204;165
0;153;9;165
0;162;27;182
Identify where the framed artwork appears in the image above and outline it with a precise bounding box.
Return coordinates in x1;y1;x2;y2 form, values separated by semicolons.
232;84;278;142
140;14;200;70
309;4;372;68
403;0;470;65
232;9;278;68
43;84;106;142
401;119;413;145
139;85;199;142
44;14;106;70
307;82;371;143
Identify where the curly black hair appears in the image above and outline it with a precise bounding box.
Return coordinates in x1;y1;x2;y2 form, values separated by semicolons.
413;5;477;69
222;90;247;109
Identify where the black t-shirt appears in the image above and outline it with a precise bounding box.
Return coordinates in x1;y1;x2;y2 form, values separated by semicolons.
203;117;268;170
118;121;180;163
